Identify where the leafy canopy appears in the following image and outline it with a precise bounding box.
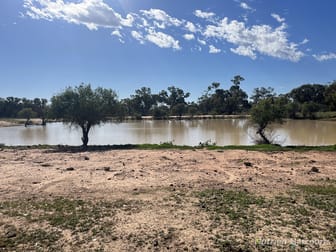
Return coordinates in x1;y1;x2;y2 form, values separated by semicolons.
50;84;118;146
51;84;117;126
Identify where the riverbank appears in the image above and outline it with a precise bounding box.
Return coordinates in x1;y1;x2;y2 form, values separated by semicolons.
0;148;335;251
0;118;43;127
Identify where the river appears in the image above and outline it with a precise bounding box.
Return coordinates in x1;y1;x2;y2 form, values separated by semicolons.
0;119;335;146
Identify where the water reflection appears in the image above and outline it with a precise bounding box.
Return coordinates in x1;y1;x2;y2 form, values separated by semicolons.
0;119;335;146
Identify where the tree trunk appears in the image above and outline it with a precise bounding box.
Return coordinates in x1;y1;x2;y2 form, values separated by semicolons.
257;128;271;144
81;123;91;147
24;118;30;127
41;117;46;126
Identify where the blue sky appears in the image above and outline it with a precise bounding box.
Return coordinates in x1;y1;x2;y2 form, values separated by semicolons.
1;0;335;101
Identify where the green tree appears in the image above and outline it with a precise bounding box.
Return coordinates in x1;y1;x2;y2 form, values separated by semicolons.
33;98;49;125
301;102;319;119
152;106;169;119
198;77;249;115
187;102;199;117
198;82;220;114
130;87;157;116
250;98;285;144
325;81;336;111
289;84;326;104
231;75;245;87
160;86;190;117
250;87;276;104
50;84;118;147
17;108;37;127
228;75;249;114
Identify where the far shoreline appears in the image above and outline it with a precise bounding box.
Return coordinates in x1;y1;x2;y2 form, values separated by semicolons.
1;113;336;128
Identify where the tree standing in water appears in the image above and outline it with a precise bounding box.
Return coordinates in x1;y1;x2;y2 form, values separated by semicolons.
50;84;118;147
250;97;285;144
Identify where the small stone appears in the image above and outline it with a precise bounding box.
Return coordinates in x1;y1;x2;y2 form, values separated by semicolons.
84;156;90;160
41;163;52;167
310;167;320;173
5;226;17;238
244;162;253;167
32;181;40;184
248;177;253;181
103;167;110;172
65;167;75;171
153;240;159;247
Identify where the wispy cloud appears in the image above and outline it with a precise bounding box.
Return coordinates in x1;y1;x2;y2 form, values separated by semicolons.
198;38;207;45
231;46;256;59
145;29;181;50
111;30;125;43
300;38;309;45
194;10;215;19
240;2;254;11
140;8;182;28
131;30;145;44
183;34;195;40
185;21;197;33
313;52;336;61
271;13;285;23
209;45;221;54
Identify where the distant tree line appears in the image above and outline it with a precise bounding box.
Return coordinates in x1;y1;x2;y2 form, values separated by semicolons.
0;97;48;126
1;77;336;121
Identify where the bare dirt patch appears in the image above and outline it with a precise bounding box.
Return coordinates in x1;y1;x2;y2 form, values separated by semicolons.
0;149;335;251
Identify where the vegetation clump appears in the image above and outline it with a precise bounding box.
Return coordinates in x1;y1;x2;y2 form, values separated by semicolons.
50;84;119;147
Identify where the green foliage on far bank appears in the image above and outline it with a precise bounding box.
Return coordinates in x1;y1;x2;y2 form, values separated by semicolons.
1;78;335;121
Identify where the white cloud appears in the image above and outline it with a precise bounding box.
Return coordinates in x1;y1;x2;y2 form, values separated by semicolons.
111;30;122;38
111;30;124;43
231;46;256;59
140;9;182;28
185;21;197;33
313;52;336;61
131;30;145;44
300;38;309;45
203;17;304;61
240;2;254;11
198;38;207;45
23;2;308;59
183;34;195;40
209;45;221;54
145;29;181;50
271;13;285;23
121;14;134;27
23;0;133;30
194;10;215;19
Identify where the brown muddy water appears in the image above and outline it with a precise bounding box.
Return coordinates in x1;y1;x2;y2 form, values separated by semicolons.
0;119;335;146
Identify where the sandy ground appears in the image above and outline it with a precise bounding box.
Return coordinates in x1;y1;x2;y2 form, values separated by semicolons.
0;148;334;199
0;119;43;127
0;148;335;251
